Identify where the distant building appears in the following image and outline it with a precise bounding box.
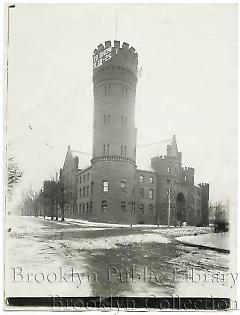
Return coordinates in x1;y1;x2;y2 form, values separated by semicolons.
59;40;209;226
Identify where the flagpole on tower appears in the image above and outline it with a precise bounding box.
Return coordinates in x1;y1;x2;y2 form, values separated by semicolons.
115;11;118;40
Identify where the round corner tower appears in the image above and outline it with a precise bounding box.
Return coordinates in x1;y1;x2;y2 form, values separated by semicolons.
91;40;138;223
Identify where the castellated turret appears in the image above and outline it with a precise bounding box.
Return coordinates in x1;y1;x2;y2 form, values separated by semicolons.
91;40;138;223
92;40;138;161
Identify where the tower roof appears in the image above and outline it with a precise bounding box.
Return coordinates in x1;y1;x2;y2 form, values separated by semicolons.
168;135;179;157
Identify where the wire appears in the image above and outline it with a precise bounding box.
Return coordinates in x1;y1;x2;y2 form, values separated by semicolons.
137;138;172;148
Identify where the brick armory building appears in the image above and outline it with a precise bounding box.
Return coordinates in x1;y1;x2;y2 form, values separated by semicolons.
59;40;209;226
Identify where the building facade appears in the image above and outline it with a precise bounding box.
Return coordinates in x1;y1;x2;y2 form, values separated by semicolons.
59;40;209;226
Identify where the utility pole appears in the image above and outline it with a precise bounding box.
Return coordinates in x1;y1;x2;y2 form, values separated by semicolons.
167;188;171;227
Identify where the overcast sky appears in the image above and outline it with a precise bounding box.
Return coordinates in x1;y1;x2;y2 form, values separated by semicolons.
7;4;237;207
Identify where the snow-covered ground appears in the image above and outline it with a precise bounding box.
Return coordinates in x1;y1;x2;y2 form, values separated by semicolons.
4;215;234;302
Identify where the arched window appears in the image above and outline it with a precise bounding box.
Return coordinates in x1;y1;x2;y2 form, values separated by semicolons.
121;201;126;211
89;202;92;213
91;182;94;193
121;145;123;156
148;204;154;214
139;204;144;214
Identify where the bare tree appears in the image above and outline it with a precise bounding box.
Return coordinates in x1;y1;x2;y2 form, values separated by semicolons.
7;155;23;194
21;186;40;216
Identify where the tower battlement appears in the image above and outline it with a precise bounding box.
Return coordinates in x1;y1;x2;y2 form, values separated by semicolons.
157;155;178;161
93;40;138;76
198;183;209;187
184;167;194;171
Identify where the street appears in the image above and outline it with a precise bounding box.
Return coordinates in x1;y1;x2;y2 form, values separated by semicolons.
5;216;233;299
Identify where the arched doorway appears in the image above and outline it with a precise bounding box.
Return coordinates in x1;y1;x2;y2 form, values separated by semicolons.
176;193;186;226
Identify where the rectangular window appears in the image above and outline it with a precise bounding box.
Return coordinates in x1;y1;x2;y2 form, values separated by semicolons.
108;114;110;124
89;202;92;213
150;177;154;183
149;189;153;199
121;201;126;211
79;188;82;198
87;173;89;181
107;144;109;155
104;86;107;96
102;200;107;212
184;176;187;181
120;180;126;190
125;116;127;127
82;204;85;213
79;204;81;213
121;145;123;156
124;145;126;156
103;144;106;155
83;187;85;197
104;114;106;125
83;175;86;182
121;116;124;126
79;177;81;184
103;181;109;192
140;187;144;197
131;202;135;214
168;166;171;173
87;186;89;197
140;175;144;182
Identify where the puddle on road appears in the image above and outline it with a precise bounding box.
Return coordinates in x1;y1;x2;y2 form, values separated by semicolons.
83;242;186;296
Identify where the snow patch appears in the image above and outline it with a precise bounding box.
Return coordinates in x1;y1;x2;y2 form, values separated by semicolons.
59;233;170;251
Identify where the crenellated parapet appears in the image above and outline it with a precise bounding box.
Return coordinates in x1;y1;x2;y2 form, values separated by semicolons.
181;166;195;185
184;167;194;171
198;183;209;188
92;40;138;88
156;155;178;161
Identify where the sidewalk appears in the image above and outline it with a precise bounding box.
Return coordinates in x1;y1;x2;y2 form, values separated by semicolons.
175;232;229;253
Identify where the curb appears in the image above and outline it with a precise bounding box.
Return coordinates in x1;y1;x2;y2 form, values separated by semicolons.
176;239;230;254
